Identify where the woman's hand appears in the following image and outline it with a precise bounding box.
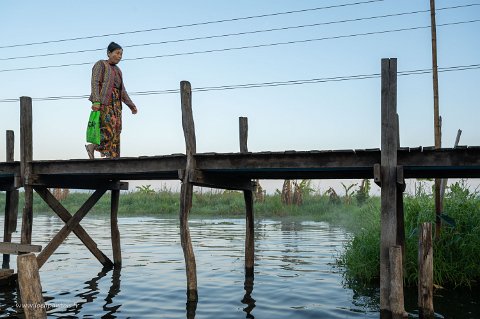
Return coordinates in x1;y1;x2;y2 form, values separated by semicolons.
91;104;100;111
131;106;138;114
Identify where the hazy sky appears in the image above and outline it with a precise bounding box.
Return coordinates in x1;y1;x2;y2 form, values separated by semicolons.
1;0;479;192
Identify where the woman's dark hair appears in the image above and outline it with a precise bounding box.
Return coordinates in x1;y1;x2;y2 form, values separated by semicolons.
107;42;122;53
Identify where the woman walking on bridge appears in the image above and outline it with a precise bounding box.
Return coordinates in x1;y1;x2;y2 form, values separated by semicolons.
86;42;138;159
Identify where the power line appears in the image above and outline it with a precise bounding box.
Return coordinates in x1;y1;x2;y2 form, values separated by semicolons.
1;19;478;73
0;0;383;50
2;3;477;62
1;63;478;103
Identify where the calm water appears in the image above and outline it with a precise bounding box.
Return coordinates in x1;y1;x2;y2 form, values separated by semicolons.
0;216;478;318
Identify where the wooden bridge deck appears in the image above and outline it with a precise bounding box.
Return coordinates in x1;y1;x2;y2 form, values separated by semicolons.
2;146;480;191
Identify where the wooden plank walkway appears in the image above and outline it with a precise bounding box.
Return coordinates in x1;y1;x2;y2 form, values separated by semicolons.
2;147;480;191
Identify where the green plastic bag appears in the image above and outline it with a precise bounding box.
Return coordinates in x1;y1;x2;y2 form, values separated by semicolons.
86;111;101;145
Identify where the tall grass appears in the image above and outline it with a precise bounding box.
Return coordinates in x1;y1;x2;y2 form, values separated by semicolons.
339;180;480;288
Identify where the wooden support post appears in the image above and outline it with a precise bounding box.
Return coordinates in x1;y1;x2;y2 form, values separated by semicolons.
439;129;462;206
179;81;198;302
36;189;107;268
380;58;401;317
3;130;19;269
17;253;47;318
389;246;407;319
239;117;248;153
111;189;122;267
34;187;113;268
396;166;406;262
418;223;434;318
20;96;34;245
240;117;255;276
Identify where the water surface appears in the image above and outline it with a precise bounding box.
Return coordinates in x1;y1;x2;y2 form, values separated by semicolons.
0;216;478;318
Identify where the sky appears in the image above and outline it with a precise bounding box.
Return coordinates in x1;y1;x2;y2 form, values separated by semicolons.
0;0;479;193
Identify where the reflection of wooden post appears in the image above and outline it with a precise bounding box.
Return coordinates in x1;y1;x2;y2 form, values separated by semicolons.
20;96;34;245
3;130;19;269
380;58;399;317
389;246;407;318
17;253;47;318
179;81;198;301
240;117;255;276
111;189;122;267
419;223;434;318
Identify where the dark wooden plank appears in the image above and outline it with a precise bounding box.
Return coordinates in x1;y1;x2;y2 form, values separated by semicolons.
27;175;128;190
31;155;186;176
36;188;107;268
34;187;113;268
189;170;254;191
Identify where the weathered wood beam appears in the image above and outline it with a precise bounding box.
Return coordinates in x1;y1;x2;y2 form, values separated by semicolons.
3;130;19;269
34;187;113;268
20;96;34;245
180;80;198;302
418;223;434;318
189;170;254;191
389;246;407;319
240;117;255;277
111;189;122;267
17;253;47;318
380;58;401;317
27;174;128;190
36;188;107;268
0;242;42;254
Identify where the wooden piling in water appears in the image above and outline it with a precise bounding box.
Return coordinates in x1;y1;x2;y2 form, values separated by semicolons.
179;81;198;301
20;97;34;245
3;130;19;269
389;246;407;318
380;58;403;317
418;223;434;318
17;253;47;319
239;117;255;276
111;189;122;267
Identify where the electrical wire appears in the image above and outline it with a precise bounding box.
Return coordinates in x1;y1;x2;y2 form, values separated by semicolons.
0;0;383;49
0;63;478;103
0;19;478;73
1;3;477;62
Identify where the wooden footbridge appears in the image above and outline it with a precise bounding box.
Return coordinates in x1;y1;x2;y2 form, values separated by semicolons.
1;59;480;318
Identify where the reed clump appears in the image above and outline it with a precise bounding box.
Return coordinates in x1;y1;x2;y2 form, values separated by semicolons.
339;180;480;288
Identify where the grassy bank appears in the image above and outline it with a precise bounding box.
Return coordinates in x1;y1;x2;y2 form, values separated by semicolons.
339;180;480;288
0;188;372;222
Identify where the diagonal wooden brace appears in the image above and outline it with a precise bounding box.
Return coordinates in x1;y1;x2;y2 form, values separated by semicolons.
36;188;108;269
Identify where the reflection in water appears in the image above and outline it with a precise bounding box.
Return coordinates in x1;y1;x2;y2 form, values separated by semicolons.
46;266;121;318
241;274;255;318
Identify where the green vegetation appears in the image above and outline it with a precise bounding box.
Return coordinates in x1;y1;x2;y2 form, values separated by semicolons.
1;179;478;287
339;180;480;288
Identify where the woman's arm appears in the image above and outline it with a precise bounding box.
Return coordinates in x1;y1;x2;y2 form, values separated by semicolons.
90;61;104;108
121;85;138;114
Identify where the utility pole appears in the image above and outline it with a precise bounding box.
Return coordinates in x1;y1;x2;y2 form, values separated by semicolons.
430;0;442;238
